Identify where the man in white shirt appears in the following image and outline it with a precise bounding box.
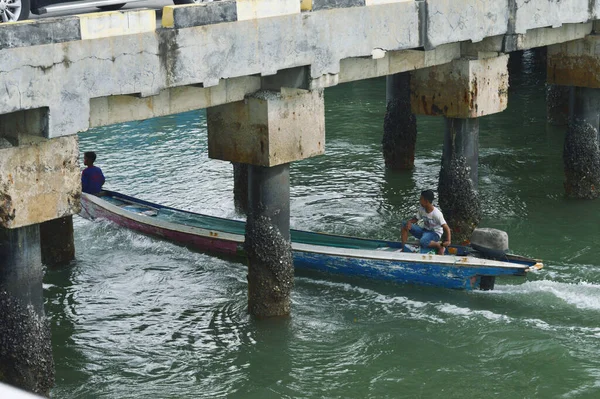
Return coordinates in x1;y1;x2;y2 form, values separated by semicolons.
401;190;452;255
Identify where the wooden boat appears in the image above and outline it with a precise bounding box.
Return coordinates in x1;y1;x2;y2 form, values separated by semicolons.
80;190;543;291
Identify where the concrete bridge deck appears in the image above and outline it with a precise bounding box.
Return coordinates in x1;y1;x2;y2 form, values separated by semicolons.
4;1;600;394
0;0;596;139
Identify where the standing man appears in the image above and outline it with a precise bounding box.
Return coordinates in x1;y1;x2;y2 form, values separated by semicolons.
82;151;105;194
401;190;451;255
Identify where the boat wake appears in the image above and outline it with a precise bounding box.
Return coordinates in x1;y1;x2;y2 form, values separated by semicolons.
492;280;600;312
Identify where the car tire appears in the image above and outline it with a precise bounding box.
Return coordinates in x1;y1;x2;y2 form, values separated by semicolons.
172;0;205;5
0;0;30;22
97;3;126;11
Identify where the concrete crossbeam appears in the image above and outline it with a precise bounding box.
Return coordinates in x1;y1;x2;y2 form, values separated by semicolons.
0;136;80;229
424;0;509;49
207;89;325;167
411;55;509;118
512;0;588;34
339;44;461;84
89;76;261;128
548;35;600;88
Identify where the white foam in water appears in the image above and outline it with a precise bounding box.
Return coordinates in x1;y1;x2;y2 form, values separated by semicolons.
495;280;600;311
435;303;512;322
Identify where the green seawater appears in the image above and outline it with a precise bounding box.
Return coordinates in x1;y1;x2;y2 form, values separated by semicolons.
47;50;600;398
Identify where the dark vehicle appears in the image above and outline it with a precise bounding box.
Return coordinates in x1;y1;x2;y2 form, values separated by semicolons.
1;0;203;23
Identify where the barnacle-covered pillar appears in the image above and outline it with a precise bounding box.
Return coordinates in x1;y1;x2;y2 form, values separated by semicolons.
207;88;325;317
411;54;509;242
0;109;79;394
548;37;600;199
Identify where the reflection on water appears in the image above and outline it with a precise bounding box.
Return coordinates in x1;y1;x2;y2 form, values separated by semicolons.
47;50;600;398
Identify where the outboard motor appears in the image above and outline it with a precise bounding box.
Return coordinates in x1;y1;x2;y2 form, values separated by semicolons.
470;228;509;291
470;228;509;261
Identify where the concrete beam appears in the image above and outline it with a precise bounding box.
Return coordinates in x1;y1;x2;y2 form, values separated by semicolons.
503;23;593;53
411;54;509;118
512;0;588;35
89;76;260;128
207;89;325;167
461;23;593;55
0;136;80;229
424;0;509;49
548;34;600;88
339;43;461;84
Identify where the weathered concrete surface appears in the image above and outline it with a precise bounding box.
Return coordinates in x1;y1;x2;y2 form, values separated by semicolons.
411;55;509;118
383;72;417;170
0;136;80;229
165;2;420;88
89;77;261;128
547;84;571;126
1;2;597;138
339;43;461;84
245;164;293;317
310;0;366;11
0;16;81;50
512;0;588;35
207;89;325;167
548;34;600;88
564;87;600;199
40;215;75;266
462;23;593;54
424;0;509;49
162;1;238;29
438;118;481;244
0;225;54;396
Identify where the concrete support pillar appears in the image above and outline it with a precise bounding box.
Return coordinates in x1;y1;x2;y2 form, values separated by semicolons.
383;72;417;170
547;84;570;126
548;36;600;198
232;162;249;214
563;87;600;198
246;164;293;317
411;54;508;242
207;88;324;317
0;225;54;396
40;216;75;267
438;118;482;243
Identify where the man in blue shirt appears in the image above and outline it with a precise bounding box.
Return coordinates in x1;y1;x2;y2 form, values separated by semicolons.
81;151;105;194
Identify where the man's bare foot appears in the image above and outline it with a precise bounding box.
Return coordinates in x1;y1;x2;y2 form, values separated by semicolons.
437;247;445;255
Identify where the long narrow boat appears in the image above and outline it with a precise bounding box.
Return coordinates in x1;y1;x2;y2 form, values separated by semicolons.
80;190;543;291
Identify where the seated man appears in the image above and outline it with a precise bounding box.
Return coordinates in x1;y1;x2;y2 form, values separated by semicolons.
82;151;105;194
401;190;451;255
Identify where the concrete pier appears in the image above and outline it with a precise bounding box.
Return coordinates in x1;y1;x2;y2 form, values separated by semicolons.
207;88;325;316
411;55;508;242
547;85;571;126
564;87;600;198
0;226;54;396
246;164;293;317
438;118;482;243
232;163;249;215
40;216;75;267
548;35;600;198
383;72;417;170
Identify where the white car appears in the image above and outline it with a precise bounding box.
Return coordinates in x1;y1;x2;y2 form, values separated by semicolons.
0;0;208;23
